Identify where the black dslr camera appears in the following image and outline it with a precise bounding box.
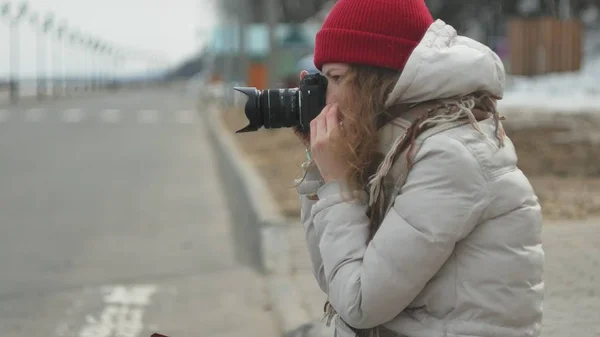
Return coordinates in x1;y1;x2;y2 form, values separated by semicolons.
233;73;328;134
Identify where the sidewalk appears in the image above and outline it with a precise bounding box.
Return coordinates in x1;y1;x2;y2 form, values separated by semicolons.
285;220;600;337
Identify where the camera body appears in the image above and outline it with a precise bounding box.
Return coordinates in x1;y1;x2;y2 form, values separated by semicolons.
297;73;328;132
233;73;328;134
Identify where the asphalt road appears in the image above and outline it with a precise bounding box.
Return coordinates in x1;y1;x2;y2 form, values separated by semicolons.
0;88;278;337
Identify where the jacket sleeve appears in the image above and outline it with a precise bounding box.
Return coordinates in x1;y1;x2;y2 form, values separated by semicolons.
310;135;489;329
296;162;328;293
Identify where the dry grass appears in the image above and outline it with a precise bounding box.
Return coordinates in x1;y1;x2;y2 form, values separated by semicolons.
220;106;600;221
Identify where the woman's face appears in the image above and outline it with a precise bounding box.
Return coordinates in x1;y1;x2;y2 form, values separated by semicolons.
321;63;351;105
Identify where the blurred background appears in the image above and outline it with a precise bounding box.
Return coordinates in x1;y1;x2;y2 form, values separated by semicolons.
2;0;599;102
202;0;600;100
0;1;598;337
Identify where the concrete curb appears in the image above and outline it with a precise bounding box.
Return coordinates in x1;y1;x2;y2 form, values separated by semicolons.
202;103;316;337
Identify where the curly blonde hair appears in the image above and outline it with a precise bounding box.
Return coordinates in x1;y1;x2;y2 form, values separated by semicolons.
332;65;402;191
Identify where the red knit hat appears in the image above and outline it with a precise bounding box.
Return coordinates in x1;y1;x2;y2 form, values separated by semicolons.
314;0;434;71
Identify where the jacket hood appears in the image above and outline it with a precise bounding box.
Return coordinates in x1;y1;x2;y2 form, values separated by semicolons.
385;19;505;107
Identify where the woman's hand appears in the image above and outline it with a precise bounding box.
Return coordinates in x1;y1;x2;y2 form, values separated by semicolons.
293;70;311;149
310;103;347;183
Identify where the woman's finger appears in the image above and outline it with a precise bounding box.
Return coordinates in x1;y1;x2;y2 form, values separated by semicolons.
325;104;340;135
300;70;309;81
311;104;332;146
316;117;327;142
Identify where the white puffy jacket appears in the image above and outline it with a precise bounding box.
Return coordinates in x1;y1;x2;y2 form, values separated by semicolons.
297;20;544;337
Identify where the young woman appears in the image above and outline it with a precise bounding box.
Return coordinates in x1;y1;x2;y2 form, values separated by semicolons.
294;1;545;337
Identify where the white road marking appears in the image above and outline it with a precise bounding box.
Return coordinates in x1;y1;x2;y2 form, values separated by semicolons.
102;285;157;305
176;110;196;124
101;109;121;123
78;284;158;337
138;110;158;124
26;108;44;122
63;108;84;123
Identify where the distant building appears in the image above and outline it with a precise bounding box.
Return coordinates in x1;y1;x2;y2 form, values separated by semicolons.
204;22;320;88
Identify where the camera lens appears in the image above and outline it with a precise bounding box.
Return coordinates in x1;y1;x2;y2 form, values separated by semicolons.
263;88;300;129
233;87;262;133
233;87;301;133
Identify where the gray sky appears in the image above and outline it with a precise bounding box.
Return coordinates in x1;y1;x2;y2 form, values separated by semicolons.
0;0;218;77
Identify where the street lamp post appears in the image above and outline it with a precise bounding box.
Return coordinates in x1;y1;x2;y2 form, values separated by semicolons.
87;39;94;91
41;13;54;98
105;47;114;89
79;36;89;91
13;2;29;102
67;31;81;92
28;11;44;99
99;43;107;89
90;40;100;91
1;2;13;99
1;1;29;103
54;21;67;97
